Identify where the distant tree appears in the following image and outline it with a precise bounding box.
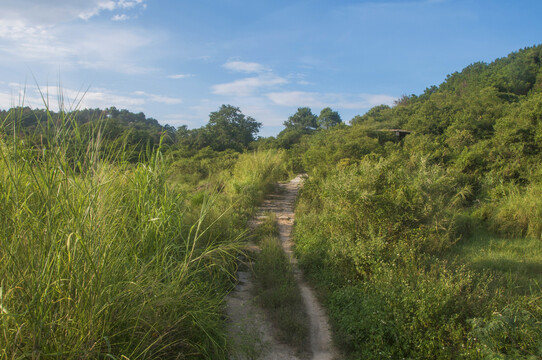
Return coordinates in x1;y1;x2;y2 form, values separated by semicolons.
350;104;392;127
317;107;342;129
206;105;262;152
394;94;417;107
176;125;189;138
275;107;318;149
106;106;120;118
283;107;318;131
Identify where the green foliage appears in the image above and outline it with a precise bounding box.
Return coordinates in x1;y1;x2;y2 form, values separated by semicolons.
224;149;289;215
0;106;172;162
475;181;542;240
449;230;542;292
177;105;261;153
4;42;542;359
317;107;342;129
168;147;239;186
299;124;386;176
0;113;237;358
277;107;318;149
350;104;392;127
296;154;467;281
206;105;262;151
327;265;489;359
282;107;318;131
470;303;542;359
276;127;307;149
0;106;287;359
289;44;542;359
252;216;309;353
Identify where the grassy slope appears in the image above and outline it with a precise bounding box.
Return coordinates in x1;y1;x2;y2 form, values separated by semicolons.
0;109;289;359
291;44;542;359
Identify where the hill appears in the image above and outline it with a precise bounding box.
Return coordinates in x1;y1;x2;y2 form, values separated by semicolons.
290;44;542;359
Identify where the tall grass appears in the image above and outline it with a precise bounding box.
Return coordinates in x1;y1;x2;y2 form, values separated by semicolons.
0;107;242;358
477;181;542;239
226;150;289;202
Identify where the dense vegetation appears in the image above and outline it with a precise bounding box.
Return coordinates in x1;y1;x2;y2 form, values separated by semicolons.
0;107;288;358
0;106;176;162
291;44;542;358
1;43;541;359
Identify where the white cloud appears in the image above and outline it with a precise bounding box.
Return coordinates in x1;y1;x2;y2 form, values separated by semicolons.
212;75;287;97
132;91;182;104
0;83;183;112
234;100;286;127
168;74;194;79
161;113;201;127
0;21;156;74
70;88;145;109
160;97;288;130
267;91;396;109
0;90;24;109
267;91;323;107
223;61;269;74
79;1;117;20
0;0;151;73
112;14;130;21
118;0;145;9
0;1;146;25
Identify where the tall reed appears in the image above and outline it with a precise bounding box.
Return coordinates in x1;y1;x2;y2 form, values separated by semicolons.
0;106;241;358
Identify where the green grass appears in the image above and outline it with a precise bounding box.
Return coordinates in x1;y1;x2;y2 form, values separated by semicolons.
460;229;542;359
251;215;310;355
252;212;280;241
0;105;290;359
452;231;542;270
450;229;542;293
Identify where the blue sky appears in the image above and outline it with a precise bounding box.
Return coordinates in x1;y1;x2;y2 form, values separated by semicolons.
1;0;541;136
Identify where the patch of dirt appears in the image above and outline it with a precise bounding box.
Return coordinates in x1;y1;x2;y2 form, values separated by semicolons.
226;175;337;360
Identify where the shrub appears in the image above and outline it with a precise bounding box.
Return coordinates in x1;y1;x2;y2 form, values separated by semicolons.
295;154;467;281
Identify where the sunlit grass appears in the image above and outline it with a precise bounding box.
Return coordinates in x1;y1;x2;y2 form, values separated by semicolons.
450;229;542;293
0;105;246;359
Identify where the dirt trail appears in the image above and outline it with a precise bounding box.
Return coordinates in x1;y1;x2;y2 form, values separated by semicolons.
226;175;337;360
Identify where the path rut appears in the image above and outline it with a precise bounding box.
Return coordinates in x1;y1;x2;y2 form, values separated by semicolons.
226;175;337;360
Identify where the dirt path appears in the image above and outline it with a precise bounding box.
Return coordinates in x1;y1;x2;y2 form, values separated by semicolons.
226;175;337;360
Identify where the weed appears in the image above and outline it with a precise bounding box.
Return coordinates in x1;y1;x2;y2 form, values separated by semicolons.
252;217;310;354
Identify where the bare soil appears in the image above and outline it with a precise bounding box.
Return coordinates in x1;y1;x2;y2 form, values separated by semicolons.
226;175;337;360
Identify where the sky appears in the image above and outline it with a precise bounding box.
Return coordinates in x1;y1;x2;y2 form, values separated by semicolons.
0;1;541;136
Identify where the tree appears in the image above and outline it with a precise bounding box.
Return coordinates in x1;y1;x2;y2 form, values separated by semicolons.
317;107;342;129
283;107;318;131
206;105;261;151
350;104;391;127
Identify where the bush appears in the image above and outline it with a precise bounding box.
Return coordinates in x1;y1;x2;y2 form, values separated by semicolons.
295;154;467;281
327;264;490;359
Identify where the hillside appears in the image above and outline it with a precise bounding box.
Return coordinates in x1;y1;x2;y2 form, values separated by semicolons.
290;44;542;359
